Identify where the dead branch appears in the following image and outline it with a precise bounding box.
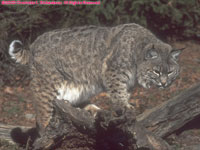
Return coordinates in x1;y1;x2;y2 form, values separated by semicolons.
0;82;199;149
0;123;32;144
32;100;170;150
137;82;200;138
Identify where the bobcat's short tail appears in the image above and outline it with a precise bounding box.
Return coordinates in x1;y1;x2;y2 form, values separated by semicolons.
9;40;30;65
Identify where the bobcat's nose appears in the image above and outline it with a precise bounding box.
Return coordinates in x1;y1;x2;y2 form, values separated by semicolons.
160;75;168;87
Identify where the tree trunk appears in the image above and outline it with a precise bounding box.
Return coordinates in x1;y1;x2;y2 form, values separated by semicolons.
0;82;200;150
137;82;200;138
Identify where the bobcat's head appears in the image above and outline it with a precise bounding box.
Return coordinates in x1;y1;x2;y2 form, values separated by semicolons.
137;43;182;89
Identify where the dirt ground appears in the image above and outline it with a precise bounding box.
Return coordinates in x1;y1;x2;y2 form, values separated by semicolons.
0;40;200;149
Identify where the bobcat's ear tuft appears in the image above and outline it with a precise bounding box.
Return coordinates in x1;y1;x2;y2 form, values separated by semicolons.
170;47;185;60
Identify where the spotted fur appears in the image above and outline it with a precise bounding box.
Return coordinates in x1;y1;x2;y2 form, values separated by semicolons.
9;23;181;134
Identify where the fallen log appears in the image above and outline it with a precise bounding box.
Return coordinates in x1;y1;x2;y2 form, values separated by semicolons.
32;100;170;150
0;82;199;149
0;102;170;150
137;82;200;138
0;124;28;144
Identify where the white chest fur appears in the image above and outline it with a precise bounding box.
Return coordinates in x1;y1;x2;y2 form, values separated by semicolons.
56;83;97;105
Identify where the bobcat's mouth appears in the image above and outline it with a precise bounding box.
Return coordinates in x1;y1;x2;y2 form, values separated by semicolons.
138;76;169;89
151;79;171;89
141;78;169;89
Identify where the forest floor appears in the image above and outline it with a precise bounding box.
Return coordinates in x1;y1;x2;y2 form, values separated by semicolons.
0;40;200;150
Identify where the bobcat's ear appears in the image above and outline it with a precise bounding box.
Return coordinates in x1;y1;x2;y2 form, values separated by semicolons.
146;50;158;59
145;45;158;59
170;48;185;60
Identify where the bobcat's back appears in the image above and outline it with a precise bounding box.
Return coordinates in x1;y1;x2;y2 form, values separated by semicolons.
29;24;149;84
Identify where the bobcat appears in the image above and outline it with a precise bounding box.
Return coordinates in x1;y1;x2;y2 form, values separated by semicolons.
9;23;181;134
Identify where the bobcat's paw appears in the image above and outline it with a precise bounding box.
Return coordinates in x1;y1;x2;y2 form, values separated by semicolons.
126;103;135;110
84;104;101;117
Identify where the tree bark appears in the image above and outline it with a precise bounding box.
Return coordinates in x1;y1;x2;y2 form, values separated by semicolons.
0;82;199;150
137;82;200;138
32;100;170;150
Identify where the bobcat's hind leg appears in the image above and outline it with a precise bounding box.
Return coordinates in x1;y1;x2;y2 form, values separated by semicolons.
31;76;56;136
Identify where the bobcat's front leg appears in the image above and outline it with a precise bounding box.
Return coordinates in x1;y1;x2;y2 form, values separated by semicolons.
103;67;136;110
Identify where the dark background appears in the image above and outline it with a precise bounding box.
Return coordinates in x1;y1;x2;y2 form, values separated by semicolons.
0;0;200;149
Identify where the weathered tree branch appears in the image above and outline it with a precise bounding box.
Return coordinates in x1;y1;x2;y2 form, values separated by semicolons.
32;100;170;150
137;82;200;138
0;82;200;149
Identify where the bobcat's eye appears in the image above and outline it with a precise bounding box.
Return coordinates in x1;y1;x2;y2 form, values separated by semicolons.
168;71;173;76
153;70;160;76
